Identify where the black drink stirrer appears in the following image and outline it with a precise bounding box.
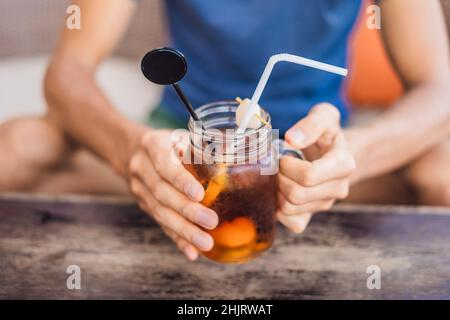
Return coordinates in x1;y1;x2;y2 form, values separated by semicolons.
141;47;200;122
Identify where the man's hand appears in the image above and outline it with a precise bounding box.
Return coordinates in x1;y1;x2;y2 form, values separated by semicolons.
128;129;218;261
278;103;355;233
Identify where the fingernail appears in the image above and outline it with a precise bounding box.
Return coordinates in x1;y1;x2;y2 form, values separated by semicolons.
197;210;219;229
184;246;198;261
192;233;213;251
185;183;204;201
196;210;218;229
287;129;305;146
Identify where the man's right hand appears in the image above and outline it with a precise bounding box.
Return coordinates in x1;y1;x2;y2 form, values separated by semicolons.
128;129;218;261
43;0;216;261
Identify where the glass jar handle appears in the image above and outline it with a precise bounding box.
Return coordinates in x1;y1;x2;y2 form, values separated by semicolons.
273;138;305;160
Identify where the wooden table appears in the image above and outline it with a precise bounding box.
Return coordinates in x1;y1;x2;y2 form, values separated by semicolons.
1;193;449;299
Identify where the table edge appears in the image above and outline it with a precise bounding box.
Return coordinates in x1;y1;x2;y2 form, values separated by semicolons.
1;192;450;216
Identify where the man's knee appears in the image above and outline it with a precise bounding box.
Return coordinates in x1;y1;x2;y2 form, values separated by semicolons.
404;142;450;206
0;116;71;189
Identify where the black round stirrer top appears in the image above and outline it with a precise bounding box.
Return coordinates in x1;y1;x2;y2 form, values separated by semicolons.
141;47;200;121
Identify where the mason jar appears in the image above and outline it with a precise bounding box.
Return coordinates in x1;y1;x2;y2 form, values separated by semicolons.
184;100;302;263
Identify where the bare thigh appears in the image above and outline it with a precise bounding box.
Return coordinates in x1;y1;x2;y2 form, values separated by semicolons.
34;149;129;195
345;172;416;205
35;149;130;195
402;140;450;206
0;115;129;196
345;140;450;206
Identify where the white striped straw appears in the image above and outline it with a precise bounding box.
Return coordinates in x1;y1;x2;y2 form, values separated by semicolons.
237;53;348;132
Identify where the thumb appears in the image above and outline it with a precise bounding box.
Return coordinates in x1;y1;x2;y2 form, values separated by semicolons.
285;103;340;149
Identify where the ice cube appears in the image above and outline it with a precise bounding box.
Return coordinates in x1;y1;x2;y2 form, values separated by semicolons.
235;98;262;129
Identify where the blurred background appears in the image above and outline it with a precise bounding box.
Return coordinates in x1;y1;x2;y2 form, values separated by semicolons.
0;0;167;122
0;0;449;123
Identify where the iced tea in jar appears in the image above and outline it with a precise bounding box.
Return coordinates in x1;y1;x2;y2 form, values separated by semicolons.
184;101;280;263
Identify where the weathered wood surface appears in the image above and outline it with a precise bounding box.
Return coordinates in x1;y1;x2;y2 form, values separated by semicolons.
0;194;450;299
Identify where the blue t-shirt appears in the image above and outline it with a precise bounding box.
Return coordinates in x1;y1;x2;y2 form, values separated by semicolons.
161;0;362;133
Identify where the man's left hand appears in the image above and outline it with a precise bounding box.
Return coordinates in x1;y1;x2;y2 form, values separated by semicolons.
277;103;356;233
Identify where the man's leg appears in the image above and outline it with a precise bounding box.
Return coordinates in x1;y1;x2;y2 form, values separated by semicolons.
346;140;450;206
0;116;128;195
346;172;415;204
403;140;450;206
